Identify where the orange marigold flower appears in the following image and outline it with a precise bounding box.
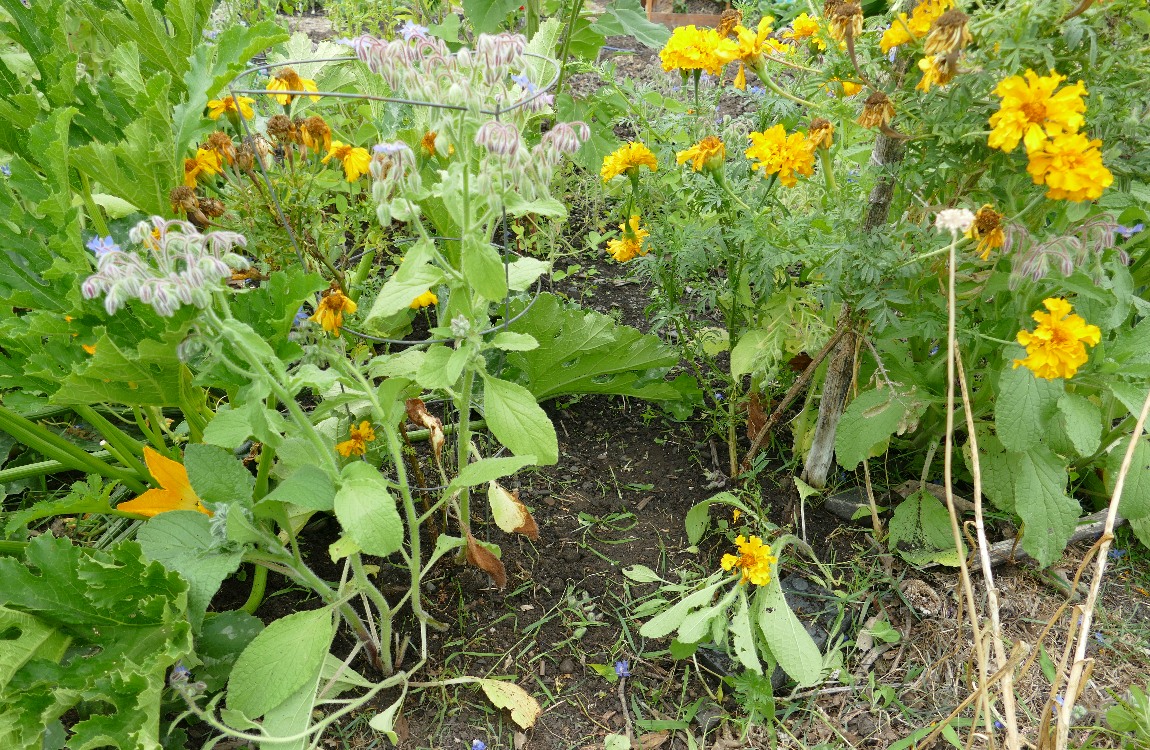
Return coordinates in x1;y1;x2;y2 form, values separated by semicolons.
1013;298;1101;380
266;67;320;105
676;135;726;173
720;534;778;586
745;125;814;187
336;421;377;457
987;70;1087;154
606;215;650;263
311;287;357;336
323;141;372;181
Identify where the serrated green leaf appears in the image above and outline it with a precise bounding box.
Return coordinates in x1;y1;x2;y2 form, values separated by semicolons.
197;611;264;693
590;0;671;47
451;455;537;489
995;362;1063;453
482;374;558;465
55;325;191;406
488;331;539;351
184;443;255;506
501;293;683;401
461;0;521;33
1014;447;1080;568
835;388;909;471
1107;436;1150;520
887;490;961;566
227;607;334;719
462;237;509;301
334;462;403;556
756;578;822;686
967;424;1014;513
1057;392;1101;457
137;511;244;630
677;588;735;644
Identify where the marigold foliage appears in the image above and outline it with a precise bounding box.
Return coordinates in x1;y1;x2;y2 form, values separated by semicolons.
720;534;777;586
1013;298;1101;380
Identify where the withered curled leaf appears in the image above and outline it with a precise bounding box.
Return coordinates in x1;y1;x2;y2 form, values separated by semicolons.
405;397;445;463
488;481;539;540
465;532;507;588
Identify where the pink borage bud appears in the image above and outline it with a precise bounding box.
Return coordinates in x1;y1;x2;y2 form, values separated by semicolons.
542;121;590;155
477;32;526;69
475;121;522;157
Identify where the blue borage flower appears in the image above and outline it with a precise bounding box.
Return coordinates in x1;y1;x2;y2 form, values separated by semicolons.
86;235;121;257
614;660;631;678
471;741;487;750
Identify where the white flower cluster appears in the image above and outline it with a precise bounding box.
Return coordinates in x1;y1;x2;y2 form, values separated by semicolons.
81;218;249;316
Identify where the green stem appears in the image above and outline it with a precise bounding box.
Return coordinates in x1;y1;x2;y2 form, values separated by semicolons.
133;407;172;457
347;249;377;304
455;368;476;528
755;67;817;108
240;564;268;614
818;147;836;195
72;405;149;478
79;172;110;238
554;0;585;99
0;451;113;483
352;553;394;675
0;404;147;493
525;0;539;40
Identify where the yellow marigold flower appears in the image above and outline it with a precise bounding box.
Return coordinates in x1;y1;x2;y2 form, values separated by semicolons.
966;204;1005;260
880;0;951;53
746;124;815;187
659;25;740;76
857;91;895;128
1025;132;1113;202
677;135;726;173
606;215;650;262
916;54;956;92
207;94;256;121
299;115;332;154
822;77;862;97
117;446;213;518
720;534;777;586
420;131;439;157
311;287;357;337
410;290;438;309
731;17;775;90
783;12;826;49
601;141;659;182
987;70;1087;154
924;9;971;55
183;147;222;188
336;421;377;457
266;67;320;105
808;117;835;150
323;141;372;182
1013;298;1100;380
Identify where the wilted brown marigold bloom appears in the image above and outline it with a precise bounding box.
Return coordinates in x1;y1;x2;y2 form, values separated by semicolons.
235;143;255;173
857;91;895;128
968;204;1005;260
299;116;332;153
169;185;197;214
827;1;863;42
199;197;226;218
266;114;297;143
420;131;438;157
717;8;743;37
916;54;958;92
924;9;972;55
808;118;835;150
206;131;236;164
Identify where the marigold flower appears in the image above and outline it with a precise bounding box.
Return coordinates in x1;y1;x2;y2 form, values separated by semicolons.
827;1;863;43
967;205;1005;260
783;12;827;49
823;77;862;97
206;131;236;164
746;125;814;187
924;9;971;55
311;287;357;336
324;141;372;181
601;141;658;182
410;289;438;309
1013;298;1100;380
880;0;951;53
266;67;320;105
987;70;1087;154
857;91;895;128
659;25;740;76
677;135;726;173
207;94;256;121
731;17;775;90
299;116;332;154
916;54;956;92
808;118;835;150
266;114;298;143
720;534;777;586
420;131;445;158
606;215;650;262
336;421;377;457
183;147;222;188
117;446;213;518
1025;132;1112;202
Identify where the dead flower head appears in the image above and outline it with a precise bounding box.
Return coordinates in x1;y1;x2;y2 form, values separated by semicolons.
808;118;835;150
717;8;743;37
924;9;972;55
827;1;863;42
857;91;895;128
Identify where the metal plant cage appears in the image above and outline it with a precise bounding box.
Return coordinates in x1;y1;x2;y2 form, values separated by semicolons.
226;46;563;347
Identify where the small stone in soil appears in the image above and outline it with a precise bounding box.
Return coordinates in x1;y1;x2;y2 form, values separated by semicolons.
559;657;577;674
561;547;581;563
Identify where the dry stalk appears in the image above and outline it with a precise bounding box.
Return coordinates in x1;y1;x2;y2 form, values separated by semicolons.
917;644;1030;750
1054;386;1150;748
943;233;995;739
956;355;1021;749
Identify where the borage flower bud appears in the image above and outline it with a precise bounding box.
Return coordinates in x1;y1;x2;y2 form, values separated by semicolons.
543;121;590;156
477;32;527;70
475;121;522;157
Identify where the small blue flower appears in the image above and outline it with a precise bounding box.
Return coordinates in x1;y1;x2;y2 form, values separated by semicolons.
714;392;725;402
511;73;537;94
994;720;1005;730
747;85;766;96
471;741;487;750
400;21;429;41
1115;223;1144;239
929;344;939;357
888;48;898;63
1109;549;1126;560
0;164;10;177
293;306;309;328
86;235;121;258
614;660;631;678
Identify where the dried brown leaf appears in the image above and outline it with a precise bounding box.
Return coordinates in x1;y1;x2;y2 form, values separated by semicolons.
488;482;539;540
465;532;507;588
